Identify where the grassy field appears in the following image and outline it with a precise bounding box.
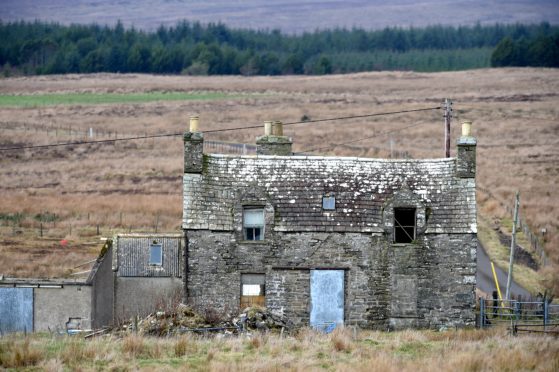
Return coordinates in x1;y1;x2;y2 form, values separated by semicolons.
0;91;248;107
1;328;558;371
0;69;558;294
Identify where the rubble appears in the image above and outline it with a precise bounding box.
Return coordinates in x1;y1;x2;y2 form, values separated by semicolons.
233;306;291;332
115;304;290;336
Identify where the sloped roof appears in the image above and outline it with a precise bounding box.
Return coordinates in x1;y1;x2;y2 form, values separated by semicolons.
113;234;182;277
183;154;476;234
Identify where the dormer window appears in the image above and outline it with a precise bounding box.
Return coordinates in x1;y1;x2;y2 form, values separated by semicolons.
394;208;416;243
243;207;264;240
322;195;336;210
149;243;163;265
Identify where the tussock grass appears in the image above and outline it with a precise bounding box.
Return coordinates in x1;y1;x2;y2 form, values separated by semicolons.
0;337;42;368
4;329;558;371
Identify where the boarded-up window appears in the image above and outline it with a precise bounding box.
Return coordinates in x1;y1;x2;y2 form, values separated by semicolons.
243;208;264;241
149;243;163;265
394;208;416;243
240;274;265;309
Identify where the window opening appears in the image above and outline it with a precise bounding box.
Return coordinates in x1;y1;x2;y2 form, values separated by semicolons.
240;274;265;309
243;208;264;240
394;208;416;243
322;195;336;210
149;243;163;265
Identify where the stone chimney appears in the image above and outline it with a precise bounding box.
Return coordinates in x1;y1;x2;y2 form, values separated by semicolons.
456;120;476;178
256;121;293;156
184;116;204;173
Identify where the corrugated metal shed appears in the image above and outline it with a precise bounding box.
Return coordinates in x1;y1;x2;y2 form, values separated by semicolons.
114;234;182;277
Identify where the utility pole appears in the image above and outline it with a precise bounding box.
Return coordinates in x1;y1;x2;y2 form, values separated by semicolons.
505;192;520;301
444;98;452;157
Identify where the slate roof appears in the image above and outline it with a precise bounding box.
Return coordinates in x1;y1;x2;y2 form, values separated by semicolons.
113;234;182;277
183;154;476;234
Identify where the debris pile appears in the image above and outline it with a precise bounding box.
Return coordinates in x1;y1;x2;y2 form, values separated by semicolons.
116;304;290;336
234;306;291;332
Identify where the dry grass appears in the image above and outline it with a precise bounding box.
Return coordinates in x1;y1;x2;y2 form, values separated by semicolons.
1;328;558;371
0;68;558;285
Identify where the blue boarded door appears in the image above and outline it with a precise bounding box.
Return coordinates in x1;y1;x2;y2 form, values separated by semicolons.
310;270;344;331
0;288;33;333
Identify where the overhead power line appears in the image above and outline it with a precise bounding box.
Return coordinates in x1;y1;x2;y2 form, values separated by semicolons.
202;106;441;134
298;122;428;154
0;106;440;152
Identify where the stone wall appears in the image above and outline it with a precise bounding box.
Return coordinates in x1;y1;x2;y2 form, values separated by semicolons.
186;229;476;329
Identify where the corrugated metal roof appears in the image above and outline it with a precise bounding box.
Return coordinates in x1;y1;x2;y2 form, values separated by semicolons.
115;235;182;277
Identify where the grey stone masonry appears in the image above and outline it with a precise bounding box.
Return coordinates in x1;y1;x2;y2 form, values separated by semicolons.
456;136;477;178
256;135;293;156
184;132;204;173
185;230;476;330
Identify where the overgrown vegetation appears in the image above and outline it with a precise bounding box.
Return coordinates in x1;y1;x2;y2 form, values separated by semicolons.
1;328;558;370
0;21;557;76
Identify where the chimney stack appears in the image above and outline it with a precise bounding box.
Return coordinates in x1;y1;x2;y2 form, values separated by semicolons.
456;120;476;178
256;121;293;156
184;115;204;173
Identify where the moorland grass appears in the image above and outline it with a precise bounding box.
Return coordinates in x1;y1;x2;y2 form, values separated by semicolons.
1;328;558;371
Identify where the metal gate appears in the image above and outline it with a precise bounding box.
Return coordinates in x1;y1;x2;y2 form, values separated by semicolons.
310;270;344;332
0;288;33;334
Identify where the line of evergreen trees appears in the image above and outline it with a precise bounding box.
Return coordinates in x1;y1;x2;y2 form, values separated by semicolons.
0;20;557;76
491;34;559;67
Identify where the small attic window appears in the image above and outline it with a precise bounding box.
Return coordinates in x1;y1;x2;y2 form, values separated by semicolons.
149;243;163;265
322;195;336;210
394;208;416;243
243;207;264;241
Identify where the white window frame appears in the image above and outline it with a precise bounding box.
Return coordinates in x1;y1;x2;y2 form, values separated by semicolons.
243;207;265;241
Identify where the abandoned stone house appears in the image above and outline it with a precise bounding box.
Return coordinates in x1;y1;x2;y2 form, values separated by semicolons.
182;117;477;330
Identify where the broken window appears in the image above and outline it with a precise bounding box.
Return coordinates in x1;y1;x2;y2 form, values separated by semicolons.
240;274;265;309
149;243;163;265
322;195;336;210
243;208;264;241
394;208;416;243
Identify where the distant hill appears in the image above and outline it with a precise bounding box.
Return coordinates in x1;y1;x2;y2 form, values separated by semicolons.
2;0;559;33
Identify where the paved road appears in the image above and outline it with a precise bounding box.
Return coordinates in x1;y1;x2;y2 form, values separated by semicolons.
477;242;532;299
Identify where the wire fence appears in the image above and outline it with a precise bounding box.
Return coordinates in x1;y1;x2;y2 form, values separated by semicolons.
476;185;548;267
478;297;559;335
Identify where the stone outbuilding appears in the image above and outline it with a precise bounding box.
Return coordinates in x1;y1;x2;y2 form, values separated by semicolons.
182;118;478;330
90;234;183;327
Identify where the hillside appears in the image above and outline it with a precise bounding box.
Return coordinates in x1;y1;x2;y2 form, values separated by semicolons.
2;0;558;33
0;68;558;291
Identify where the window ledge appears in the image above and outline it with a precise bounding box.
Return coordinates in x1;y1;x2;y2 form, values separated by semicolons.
239;240;269;244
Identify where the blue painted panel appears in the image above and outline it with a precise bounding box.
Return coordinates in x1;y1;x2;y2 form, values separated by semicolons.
310;270;344;331
0;288;33;333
